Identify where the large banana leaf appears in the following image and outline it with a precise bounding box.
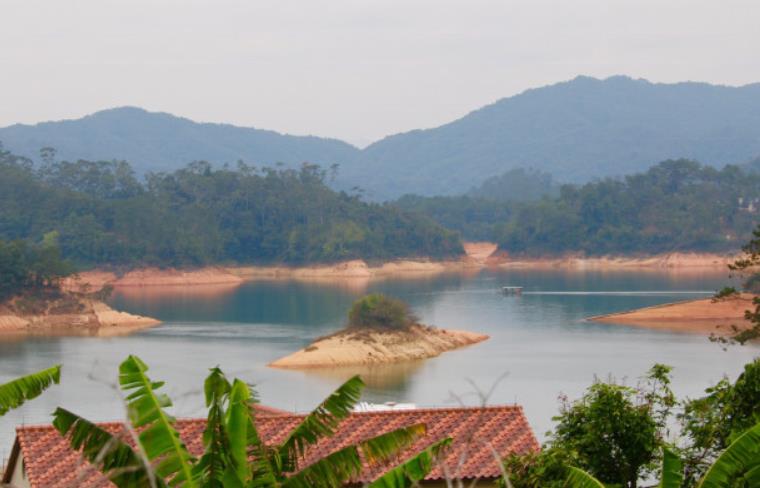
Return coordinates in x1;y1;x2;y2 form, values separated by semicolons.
0;364;60;416
52;407;161;487
659;447;683;488
278;375;364;469
698;422;760;487
282;444;363;488
119;355;197;487
367;437;452;488
564;467;606;488
192;368;232;488
224;379;254;485
246;409;280;488
358;423;426;464
282;424;427;488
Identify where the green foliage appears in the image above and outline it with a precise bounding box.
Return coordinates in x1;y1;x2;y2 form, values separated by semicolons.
347;294;414;330
397;161;760;253
52;407;158;486
394;194;513;241
502;447;574;488
714;287;740;300
504;366;676;488
714;225;760;344
119;355;198;486
564;466;606;488
0;146;463;268
679;358;760;484
742;274;760;294
367;438;452;488
467;168;560;203
660;448;684;488
497;160;760;255
53;356;437;488
0;364;61;416
0;239;74;302
552;382;660;487
697;422;760;488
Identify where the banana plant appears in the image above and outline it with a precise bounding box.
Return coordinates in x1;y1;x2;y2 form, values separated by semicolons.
367;438;452;488
564;447;682;488
564;467;605;488
53;355;445;488
659;448;683;488
697;422;760;488
0;364;61;416
565;425;760;488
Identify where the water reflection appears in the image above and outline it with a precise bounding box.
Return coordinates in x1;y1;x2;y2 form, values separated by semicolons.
288;360;426;394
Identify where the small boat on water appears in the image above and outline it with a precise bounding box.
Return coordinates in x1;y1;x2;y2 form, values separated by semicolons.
502;286;523;295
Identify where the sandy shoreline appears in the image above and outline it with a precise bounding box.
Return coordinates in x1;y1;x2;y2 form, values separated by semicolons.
0;298;160;338
588;293;756;335
63;245;736;290
269;324;489;368
495;252;736;270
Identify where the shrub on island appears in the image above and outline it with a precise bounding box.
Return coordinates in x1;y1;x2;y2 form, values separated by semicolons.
347;293;417;330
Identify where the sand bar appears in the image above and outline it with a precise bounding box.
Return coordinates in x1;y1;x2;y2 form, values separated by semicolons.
588;293;756;335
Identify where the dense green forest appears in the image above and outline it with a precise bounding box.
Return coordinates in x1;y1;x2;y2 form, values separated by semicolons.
397;160;760;255
0;238;73;302
0;145;462;268
466;167;559;202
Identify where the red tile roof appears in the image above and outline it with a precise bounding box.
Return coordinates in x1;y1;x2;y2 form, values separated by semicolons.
3;405;537;487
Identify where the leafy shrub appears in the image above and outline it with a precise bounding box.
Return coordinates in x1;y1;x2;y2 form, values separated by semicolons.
347;294;415;330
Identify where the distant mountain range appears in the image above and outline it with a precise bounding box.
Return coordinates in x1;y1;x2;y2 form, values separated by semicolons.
2;75;760;199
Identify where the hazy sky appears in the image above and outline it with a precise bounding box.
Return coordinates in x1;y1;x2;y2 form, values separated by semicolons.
2;0;759;146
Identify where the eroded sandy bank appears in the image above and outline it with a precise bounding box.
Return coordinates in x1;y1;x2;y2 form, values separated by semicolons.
588;293;756;335
496;252;735;270
0;297;160;337
63;245;737;290
269;324;489;368
64;267;244;292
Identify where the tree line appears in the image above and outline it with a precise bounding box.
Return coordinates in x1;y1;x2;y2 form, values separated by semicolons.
396;159;760;255
0;144;463;269
0;237;73;303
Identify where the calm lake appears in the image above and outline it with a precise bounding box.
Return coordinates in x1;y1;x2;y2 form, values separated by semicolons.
2;269;759;460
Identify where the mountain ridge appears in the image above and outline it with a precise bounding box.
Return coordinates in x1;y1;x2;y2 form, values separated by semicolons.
3;75;760;198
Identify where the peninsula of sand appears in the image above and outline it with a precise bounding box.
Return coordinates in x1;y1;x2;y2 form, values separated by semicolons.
0;294;160;337
588;293;756;335
269;324;488;369
64;244;737;291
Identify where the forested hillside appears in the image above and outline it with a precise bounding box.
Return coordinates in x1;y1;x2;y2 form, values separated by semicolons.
396;160;760;255
0;146;462;268
4;77;760;200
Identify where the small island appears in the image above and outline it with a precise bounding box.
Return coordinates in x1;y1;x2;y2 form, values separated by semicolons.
269;294;488;368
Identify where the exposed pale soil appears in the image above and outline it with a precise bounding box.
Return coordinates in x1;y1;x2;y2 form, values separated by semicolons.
588;293;756;335
62;245;735;290
268;324;488;368
496;252;735;270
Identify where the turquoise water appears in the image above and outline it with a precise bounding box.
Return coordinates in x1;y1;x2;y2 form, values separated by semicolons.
1;269;758;461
